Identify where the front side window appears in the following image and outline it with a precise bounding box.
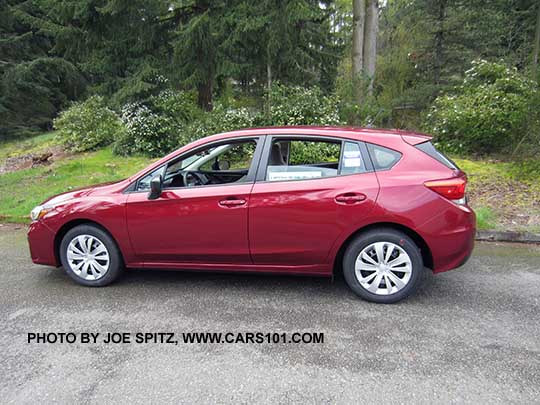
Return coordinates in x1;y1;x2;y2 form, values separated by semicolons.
165;139;257;188
199;142;257;171
136;139;257;190
136;166;165;191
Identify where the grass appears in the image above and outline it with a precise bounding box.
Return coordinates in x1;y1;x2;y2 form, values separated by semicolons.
0;147;152;223
0;132;60;161
475;207;497;230
453;157;540;232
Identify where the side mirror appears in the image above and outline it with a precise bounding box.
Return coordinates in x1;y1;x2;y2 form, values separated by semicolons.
148;175;162;200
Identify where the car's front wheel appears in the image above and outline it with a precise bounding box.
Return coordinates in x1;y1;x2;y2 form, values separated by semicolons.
59;224;123;286
343;229;424;303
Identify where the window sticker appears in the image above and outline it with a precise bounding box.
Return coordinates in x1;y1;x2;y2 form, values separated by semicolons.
343;157;362;168
268;171;323;181
344;150;361;158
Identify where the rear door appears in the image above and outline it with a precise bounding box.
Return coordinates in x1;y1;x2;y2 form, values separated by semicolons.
248;135;380;267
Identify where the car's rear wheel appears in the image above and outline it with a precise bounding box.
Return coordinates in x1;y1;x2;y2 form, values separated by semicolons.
343;229;424;303
59;224;123;286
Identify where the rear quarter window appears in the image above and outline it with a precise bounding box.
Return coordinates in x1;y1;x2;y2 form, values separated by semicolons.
415;141;458;170
366;144;402;171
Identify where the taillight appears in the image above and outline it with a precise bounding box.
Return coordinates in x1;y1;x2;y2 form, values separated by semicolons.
424;176;467;204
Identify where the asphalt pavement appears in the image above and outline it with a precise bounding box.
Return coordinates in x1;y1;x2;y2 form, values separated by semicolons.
1;224;539;404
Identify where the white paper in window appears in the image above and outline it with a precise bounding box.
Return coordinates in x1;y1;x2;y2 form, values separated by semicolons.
268;171;323;181
343;157;361;168
344;150;361;158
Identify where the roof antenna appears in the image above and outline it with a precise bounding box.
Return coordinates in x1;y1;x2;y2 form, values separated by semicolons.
366;108;384;128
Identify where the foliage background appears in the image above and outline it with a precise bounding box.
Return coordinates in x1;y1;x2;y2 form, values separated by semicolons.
0;0;539;230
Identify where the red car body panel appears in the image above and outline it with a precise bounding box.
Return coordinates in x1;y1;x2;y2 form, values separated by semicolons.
248;172;379;267
28;126;476;276
126;184;253;264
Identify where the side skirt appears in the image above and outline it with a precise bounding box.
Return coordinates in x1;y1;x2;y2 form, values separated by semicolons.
125;261;332;277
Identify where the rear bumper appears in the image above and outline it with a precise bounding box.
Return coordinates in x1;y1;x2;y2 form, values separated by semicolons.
420;204;476;273
28;221;58;266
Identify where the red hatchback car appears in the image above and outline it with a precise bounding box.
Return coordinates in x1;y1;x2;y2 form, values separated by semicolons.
28;127;475;303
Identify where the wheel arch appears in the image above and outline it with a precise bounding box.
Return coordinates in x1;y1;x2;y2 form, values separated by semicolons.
333;222;434;276
54;219;125;266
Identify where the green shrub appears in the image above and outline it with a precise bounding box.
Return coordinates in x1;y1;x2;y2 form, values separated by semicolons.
114;84;343;157
114;90;201;157
289;141;341;165
54;96;123;152
186;84;343;140
261;83;343;126
426;60;540;155
187;104;259;140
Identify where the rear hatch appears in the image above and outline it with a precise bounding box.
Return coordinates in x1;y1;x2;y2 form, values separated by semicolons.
414;140;468;206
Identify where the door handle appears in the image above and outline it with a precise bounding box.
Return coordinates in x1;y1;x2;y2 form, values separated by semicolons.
219;198;246;207
335;193;367;204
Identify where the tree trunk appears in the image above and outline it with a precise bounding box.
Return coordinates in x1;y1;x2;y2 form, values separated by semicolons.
267;49;272;93
434;0;447;85
363;0;378;95
533;2;540;82
352;0;366;103
197;80;213;111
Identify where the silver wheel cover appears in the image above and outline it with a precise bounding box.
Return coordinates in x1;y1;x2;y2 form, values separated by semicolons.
67;234;110;281
355;241;413;295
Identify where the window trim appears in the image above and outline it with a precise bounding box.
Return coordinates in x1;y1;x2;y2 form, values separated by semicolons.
254;134;373;184
126;136;266;193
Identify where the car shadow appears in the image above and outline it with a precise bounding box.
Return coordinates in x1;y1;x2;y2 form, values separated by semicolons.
38;263;442;305
119;266;440;303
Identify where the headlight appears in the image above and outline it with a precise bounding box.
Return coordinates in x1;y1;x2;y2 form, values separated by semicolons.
30;205;52;221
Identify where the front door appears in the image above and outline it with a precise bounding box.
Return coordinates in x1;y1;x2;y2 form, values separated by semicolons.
126;137;262;265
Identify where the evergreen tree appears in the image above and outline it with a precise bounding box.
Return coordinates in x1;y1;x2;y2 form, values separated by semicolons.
171;0;340;110
0;0;83;137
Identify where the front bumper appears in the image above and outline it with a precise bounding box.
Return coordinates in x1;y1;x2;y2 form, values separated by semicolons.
28;220;58;266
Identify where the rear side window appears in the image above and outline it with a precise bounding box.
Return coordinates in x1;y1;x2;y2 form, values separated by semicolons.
265;138;368;182
415;141;458;170
266;139;341;181
366;144;402;171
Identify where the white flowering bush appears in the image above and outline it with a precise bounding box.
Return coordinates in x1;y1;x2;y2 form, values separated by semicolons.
114;90;200;157
187;84;343;141
113;84;345;157
54;96;124;152
113;103;179;157
262;84;343;126
188;104;258;140
426;60;540;154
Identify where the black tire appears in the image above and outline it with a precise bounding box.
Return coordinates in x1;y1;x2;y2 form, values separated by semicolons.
59;224;124;287
342;228;424;304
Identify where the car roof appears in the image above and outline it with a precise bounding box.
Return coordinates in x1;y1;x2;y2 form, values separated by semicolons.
216;125;431;138
195;126;431;145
